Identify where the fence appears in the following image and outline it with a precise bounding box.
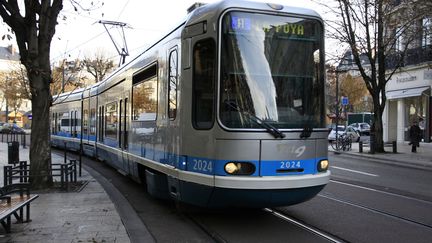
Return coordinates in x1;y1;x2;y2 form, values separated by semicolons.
3;160;78;191
0;132;30;148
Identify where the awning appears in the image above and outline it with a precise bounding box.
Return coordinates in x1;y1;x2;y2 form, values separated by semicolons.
8;111;23;118
386;86;430;100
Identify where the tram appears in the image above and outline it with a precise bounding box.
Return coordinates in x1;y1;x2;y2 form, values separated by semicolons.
51;0;330;207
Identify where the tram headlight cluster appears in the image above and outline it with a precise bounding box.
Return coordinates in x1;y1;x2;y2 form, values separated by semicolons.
224;162;256;175
317;159;329;172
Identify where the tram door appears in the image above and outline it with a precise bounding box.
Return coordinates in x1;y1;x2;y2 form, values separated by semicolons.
118;94;130;173
166;46;182;199
118;97;129;150
167;47;180;168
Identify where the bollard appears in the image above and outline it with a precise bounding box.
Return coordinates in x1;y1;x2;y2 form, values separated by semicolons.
392;141;397;153
22;133;27;148
359;141;363;153
369;140;375;154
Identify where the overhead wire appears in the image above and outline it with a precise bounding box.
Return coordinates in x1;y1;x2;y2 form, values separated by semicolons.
52;0;123;63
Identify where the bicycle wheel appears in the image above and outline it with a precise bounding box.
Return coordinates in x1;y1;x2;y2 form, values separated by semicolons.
331;139;342;151
346;137;352;150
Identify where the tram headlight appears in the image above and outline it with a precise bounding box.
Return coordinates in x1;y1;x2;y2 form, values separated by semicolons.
317;159;329;172
224;162;255;175
225;162;240;174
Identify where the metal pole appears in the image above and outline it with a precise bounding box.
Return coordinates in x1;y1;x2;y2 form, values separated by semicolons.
64;141;67;164
60;164;64;190
335;71;339;146
79;144;82;177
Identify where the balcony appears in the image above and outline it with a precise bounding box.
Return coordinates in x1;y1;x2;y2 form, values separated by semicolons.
386;45;432;69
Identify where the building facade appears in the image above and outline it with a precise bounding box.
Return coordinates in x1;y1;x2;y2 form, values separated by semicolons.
383;1;431;143
0;45;32;127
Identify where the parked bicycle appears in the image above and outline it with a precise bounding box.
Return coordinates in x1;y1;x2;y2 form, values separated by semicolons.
330;133;352;151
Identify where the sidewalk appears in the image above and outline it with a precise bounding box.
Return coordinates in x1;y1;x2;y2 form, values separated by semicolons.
329;140;432;170
0;143;131;243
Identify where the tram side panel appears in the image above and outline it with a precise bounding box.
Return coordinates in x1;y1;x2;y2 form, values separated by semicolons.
51;99;82;151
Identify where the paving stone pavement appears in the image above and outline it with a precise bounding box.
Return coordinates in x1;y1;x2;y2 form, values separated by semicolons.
0;142;131;243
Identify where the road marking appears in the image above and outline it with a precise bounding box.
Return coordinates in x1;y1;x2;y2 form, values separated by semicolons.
330;180;432;205
331;166;379;177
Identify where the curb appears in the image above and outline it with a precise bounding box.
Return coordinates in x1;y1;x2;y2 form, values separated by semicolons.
331;151;432;171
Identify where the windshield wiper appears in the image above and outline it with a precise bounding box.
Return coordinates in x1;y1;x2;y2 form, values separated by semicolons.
300;117;314;139
224;101;285;139
300;126;313;139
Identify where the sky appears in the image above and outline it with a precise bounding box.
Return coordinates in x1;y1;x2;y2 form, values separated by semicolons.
1;0;334;65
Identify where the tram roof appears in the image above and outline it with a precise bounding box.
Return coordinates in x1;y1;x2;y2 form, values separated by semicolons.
73;0;322;96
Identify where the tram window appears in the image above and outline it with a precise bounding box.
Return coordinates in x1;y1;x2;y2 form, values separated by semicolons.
90;108;96;136
192;39;215;129
105;102;118;140
83;109;89;136
51;113;56;134
99;106;105;142
74;110;78;137
132;64;158;121
58;112;64;134
119;99;122;147
123;98;128;149
168;49;178;120
70;111;74;137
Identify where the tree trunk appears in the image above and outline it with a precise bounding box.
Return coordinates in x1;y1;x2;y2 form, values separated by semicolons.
29;73;53;189
373;110;385;153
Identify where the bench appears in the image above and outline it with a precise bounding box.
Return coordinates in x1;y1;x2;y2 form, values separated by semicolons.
0;183;39;233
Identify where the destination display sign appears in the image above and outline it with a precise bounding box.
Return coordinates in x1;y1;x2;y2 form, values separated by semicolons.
229;14;318;39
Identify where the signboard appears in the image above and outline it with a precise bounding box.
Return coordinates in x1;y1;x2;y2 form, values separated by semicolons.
341;96;349;106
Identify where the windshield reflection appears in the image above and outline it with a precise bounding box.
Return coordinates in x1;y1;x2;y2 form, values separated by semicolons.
220;11;325;129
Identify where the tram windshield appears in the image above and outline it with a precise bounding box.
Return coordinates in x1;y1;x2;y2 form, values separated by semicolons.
220;12;325;129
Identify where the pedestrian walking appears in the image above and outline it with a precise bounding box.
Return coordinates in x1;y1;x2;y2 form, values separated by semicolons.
409;121;421;153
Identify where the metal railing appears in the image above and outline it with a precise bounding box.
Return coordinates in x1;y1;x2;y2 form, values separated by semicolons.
3;160;78;191
0;132;30;148
386;45;432;69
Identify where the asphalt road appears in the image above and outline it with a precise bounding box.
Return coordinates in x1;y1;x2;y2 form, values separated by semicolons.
67;150;432;243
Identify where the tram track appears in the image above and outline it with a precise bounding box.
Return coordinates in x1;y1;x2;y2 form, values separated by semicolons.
318;193;432;230
59;150;338;242
330;179;432;206
320;179;432;231
58;149;432;242
264;208;345;243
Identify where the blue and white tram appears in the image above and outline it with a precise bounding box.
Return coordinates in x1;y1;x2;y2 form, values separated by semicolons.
51;0;330;207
